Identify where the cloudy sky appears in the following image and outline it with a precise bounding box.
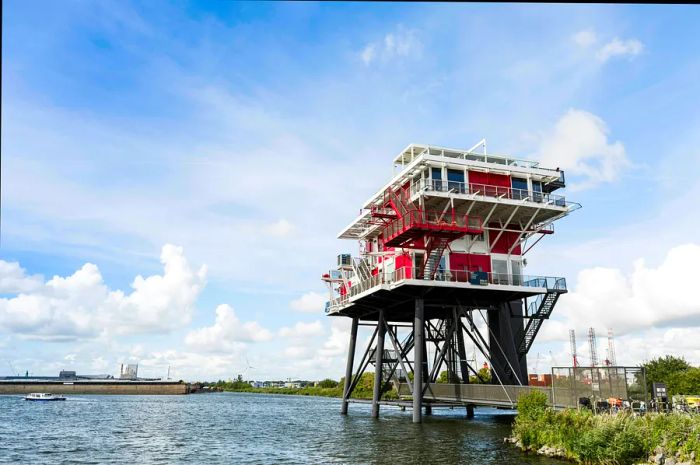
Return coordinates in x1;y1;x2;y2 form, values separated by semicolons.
2;2;699;381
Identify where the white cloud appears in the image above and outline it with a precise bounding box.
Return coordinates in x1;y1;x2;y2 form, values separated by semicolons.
572;29;597;48
361;43;376;66
0;260;43;294
185;304;272;352
536;109;629;190
290;291;327;313
0;244;206;340
597;38;643;63
571;29;643;63
279;320;325;339
264;219;293;237
543;243;700;339
360;26;421;66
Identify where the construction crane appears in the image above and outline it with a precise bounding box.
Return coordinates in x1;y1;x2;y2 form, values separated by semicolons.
533;352;541;373
588;327;598;367
606;328;617;366
569;329;579;367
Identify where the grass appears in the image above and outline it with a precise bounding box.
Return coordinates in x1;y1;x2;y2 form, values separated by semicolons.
512;391;700;464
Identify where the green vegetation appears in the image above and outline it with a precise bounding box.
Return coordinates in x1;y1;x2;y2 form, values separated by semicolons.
512;391;700;464
437;367;491;384
210;372;398;400
642;356;700;397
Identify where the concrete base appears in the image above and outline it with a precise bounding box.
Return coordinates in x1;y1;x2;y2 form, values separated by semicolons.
0;381;190;395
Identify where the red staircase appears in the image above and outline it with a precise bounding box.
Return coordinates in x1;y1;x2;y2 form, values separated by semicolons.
374;186;484;278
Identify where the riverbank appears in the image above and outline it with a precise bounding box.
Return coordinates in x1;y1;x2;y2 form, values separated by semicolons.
210;373;399;400
510;391;699;465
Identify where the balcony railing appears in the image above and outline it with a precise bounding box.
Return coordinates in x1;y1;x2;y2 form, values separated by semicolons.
383;209;483;246
410;179;574;208
325;268;566;313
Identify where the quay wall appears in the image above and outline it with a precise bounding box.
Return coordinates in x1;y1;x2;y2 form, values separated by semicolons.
0;381;189;395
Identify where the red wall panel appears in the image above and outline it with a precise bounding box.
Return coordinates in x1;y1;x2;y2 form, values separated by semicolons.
468;171;511;188
488;226;522;255
449;253;492;273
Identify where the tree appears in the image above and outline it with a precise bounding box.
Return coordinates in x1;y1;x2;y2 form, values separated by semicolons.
318;378;339;389
642;355;693;396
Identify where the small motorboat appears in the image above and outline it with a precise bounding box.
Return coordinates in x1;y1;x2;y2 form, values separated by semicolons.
24;392;66;401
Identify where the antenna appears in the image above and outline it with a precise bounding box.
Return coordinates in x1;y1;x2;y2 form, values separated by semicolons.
569;329;578;367
588;327;598;367
607;328;617;366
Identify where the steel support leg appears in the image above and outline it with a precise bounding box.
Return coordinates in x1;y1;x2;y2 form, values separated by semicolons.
413;298;424;423
371;310;386;419
341;317;359;415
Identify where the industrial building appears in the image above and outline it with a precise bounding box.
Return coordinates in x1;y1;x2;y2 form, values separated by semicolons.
322;141;580;422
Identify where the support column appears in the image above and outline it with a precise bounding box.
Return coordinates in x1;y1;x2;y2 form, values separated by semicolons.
413;298;424;423
455;311;475;418
341;317;359;415
371;310;386;419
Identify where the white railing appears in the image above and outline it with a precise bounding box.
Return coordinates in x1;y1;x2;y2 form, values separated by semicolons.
412;147;549;171
325;268;566;313
410;179;576;208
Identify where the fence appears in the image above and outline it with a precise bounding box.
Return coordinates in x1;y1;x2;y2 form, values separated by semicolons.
550;366;647;409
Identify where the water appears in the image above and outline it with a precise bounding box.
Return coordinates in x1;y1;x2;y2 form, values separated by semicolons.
0;393;559;464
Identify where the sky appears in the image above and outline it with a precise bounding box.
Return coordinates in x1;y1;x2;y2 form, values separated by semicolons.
2;1;700;382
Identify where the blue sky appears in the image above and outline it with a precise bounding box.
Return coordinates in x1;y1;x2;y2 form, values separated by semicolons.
2;1;700;381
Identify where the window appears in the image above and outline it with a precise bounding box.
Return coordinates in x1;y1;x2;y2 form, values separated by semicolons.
511;177;528;200
447;169;465;193
511;260;522;286
532;180;543;203
492;259;509;284
431;167;443;191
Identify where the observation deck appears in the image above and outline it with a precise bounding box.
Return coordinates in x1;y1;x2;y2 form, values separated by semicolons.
325;265;566;319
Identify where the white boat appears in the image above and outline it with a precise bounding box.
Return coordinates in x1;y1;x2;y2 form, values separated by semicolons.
24;392;66;401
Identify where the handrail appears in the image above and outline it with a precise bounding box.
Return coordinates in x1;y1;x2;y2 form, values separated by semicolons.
410;179;575;208
383;209;483;243
325;268;566;313
412;147;560;172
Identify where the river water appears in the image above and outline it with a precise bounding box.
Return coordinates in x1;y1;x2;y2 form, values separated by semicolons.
0;393;560;464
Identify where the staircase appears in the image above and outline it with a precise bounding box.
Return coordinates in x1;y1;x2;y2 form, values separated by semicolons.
517;289;564;357
418;237;450;280
354;257;372;281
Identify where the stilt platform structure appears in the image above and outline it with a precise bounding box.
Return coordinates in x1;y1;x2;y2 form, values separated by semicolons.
322;141;581;422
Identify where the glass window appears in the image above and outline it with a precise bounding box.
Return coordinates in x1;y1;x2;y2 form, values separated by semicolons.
532;180;543;202
511;260;522;286
492;258;509;284
511;177;528;200
447;169;465;193
431;168;442;191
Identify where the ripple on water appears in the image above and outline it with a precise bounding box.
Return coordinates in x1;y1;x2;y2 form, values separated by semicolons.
0;393;559;464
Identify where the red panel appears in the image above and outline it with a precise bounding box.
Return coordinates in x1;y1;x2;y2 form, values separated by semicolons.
488;226;522;255
449;253;492;273
395;252;412;279
468;170;511;188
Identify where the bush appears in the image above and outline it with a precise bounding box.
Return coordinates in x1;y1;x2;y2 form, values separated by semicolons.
512;392;700;464
517;390;548;419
